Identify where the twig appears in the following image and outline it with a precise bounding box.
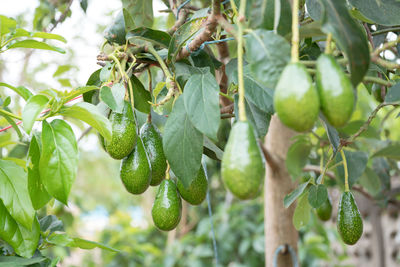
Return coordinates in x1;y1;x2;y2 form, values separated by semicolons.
372;35;400;58
47;0;74;32
303;164;335;179
220;103;234;114
372;27;400;36
168;8;189;34
78;127;92;143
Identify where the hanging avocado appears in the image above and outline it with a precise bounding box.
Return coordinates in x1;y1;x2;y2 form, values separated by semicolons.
337;191;363;245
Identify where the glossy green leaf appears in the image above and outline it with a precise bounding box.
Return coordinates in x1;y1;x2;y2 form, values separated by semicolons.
385;82;400;103
22;95;49;134
320;115;340;155
84;69;102;104
336;150;368;187
47;232;119;252
122;0;153;28
348;0;400;26
286;137;312;179
0;202;40;258
100;84;125;113
372;144;400;160
284;180;310;208
306;0;322;21
104;11;126;44
153;82;165;99
0;15;16;35
359;167;381;196
8;40;65;53
53;65;74;77
27;135;51;210
129;75;151;114
319;0;370;86
0;82;33;101
32;32;66;42
255;0;292;36
126;27;171;48
163;97;203;188
183;72;220;139
245;29;291;88
59;102;112;142
0;160;35;230
0;256;45;266
39;120;78;204
293;192;311;230
39;215;64;234
308;184;328;208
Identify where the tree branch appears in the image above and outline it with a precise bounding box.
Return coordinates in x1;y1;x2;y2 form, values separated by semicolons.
47;0;74;32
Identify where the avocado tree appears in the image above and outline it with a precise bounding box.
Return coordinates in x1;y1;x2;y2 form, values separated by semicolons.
1;0;400;266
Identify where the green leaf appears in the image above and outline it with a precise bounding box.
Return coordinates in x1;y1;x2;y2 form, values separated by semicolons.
163;97;203;188
293;192;311;230
32;32;67;43
64;86;99;102
320;115;340;154
359;167;381;196
80;0;88;12
8;40;65;54
126;27;171;48
59;102;112;142
0;82;33;101
308;184;328;208
0;202;40;258
254;0;292;36
319;0;370;86
0;15;16;35
245;29;291;88
0;160;35;230
27;135;51;210
39;120;78;204
47;232;119;252
130;75;151;114
84;69;102;104
306;0;322;21
203;136;224;161
384;82;400;104
153;82;165;99
22;95;49;134
348;0;400;26
286;137;312;179
372;144;400;160
53;65;74;77
104;11;126;44
99;84;125;113
122;0;153;28
284;180;310;208
336;150;368;188
0;256;45;266
183;72;220;139
122;8;135;32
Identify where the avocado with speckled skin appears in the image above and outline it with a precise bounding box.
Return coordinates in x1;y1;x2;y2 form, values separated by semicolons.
105;101;137;159
176;166;208;205
152;179;182;231
337;191;363;245
274;62;320;132
120;138;151;194
316;196;332;221
316;54;355;128
140;122;167;186
221;121;265;200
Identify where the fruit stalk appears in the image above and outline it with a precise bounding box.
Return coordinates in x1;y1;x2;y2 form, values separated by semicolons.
340;150;349;192
146;44;173;81
324;33;332;54
291;0;300;62
237;0;247;121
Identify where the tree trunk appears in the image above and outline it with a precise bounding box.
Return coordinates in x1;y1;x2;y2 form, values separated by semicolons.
264;115;299;267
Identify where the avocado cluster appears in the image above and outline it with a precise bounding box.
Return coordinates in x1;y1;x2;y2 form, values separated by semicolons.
274;54;355;132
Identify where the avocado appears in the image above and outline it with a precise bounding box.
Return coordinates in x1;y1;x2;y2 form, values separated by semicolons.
140;122;167;186
176;166;208;205
105;101;137;159
337;191;363;245
316;196;332;221
221;121;265;200
274;62;320;132
316;54;355;128
120;137;151;194
372;83;384;103
152;179;182;231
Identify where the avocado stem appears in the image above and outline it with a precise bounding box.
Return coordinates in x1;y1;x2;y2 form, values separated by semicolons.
340;150;350;192
165;162;171;180
291;0;300;63
324;33;332;54
237;0;247;121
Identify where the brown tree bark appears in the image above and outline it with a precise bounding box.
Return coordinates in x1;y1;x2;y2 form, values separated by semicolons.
264;115;299;267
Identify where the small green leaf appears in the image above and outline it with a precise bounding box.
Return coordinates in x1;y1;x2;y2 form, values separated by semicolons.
286;137;312;179
64;86;99;102
59;102;112;142
0;256;46;266
100;83;125;113
22;95;49;134
284;180;310;208
385;82;400;104
32;32;67;43
39;120;78;204
372;144;400;160
53;65;74;77
126;27;171;48
293;192;311;230
348;0;400;26
0;15;16;35
153;82;165;99
8;40;65;53
320;115;340;154
163;97;203;188
183;72;220;139
0;82;33;101
47;232;119;252
130;75;151;114
308;184;328;208
39;215;64;234
0;160;35;230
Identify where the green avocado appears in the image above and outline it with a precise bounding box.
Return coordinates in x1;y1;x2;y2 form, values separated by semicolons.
316;196;332;221
120;138;151;194
140;122;167;186
176;166;208;205
316;54;355;128
274;62;320;132
152;179;182;231
105;101;137;159
221;121;265;200
337;191;363;245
